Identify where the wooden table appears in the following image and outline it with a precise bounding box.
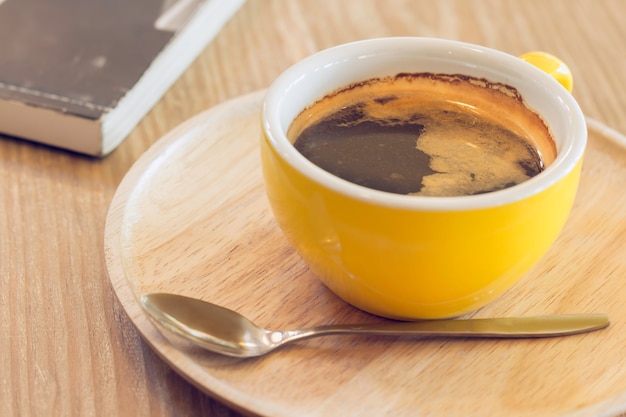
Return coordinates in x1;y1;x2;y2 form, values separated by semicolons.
2;1;625;416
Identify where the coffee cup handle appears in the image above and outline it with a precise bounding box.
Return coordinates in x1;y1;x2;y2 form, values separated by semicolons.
519;51;574;93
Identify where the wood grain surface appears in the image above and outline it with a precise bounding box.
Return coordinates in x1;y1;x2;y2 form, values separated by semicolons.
2;1;626;416
105;89;626;417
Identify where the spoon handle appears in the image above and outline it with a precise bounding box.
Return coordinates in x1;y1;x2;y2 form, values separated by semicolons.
285;314;609;341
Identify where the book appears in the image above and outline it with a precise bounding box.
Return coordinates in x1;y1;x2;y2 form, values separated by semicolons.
0;0;246;156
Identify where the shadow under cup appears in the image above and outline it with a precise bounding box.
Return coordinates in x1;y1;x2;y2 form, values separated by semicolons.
261;38;587;320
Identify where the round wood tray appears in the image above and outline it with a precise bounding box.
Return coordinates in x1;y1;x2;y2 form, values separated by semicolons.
105;90;626;417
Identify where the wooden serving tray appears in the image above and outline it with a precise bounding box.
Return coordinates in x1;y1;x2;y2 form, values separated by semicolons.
105;90;626;417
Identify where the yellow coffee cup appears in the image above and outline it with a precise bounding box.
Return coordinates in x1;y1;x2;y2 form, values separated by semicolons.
260;38;586;319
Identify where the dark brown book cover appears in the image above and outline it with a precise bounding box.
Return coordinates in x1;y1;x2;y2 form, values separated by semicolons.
0;0;245;156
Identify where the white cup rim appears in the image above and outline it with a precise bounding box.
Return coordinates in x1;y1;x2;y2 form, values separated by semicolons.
262;37;587;211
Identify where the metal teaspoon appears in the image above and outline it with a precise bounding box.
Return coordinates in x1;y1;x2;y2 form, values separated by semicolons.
141;293;609;358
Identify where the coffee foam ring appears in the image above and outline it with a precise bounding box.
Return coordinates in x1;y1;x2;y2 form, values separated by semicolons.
288;73;557;166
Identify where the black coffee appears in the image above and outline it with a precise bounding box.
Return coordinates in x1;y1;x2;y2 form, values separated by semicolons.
288;73;555;197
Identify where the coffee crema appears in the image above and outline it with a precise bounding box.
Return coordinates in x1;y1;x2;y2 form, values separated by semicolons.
287;73;556;197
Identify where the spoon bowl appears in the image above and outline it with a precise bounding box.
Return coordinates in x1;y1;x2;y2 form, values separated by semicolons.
141;293;609;358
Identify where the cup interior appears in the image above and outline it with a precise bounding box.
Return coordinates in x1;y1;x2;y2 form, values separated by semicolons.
262;37;586;210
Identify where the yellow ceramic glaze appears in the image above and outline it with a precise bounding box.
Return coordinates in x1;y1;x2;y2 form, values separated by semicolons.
261;132;582;319
519;51;574;93
261;38;587;319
